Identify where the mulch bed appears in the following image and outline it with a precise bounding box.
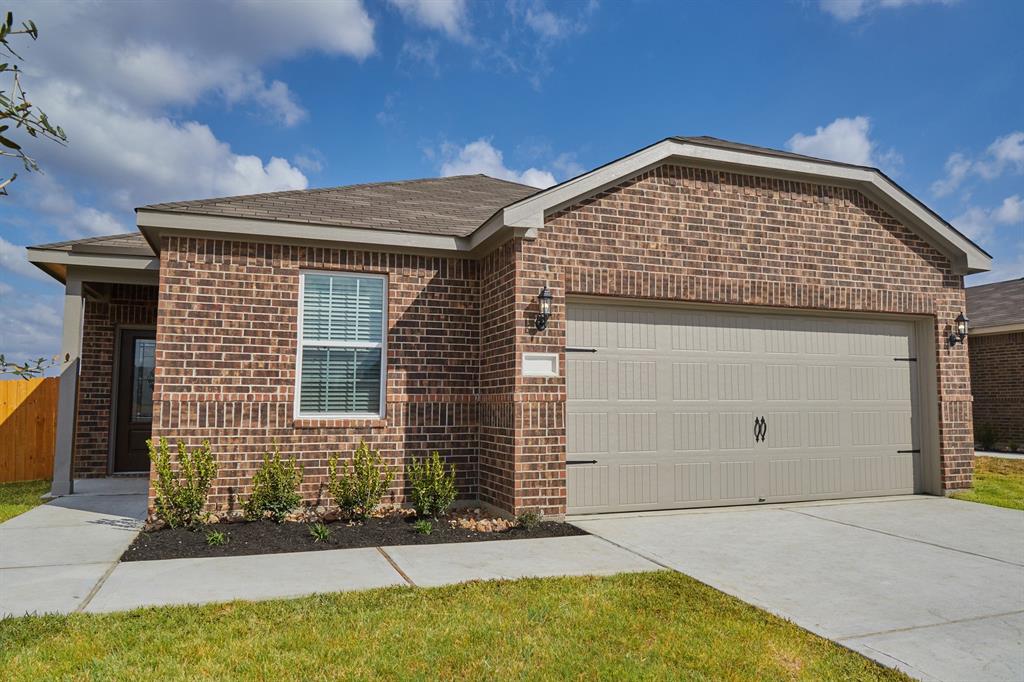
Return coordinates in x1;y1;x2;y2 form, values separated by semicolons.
122;515;587;562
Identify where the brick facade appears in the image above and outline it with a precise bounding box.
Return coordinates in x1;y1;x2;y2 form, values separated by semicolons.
73;162;975;515
150;239;481;511
74;283;158;478
969;332;1024;446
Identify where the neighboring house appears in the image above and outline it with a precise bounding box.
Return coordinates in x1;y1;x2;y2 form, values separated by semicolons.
27;137;991;517
966;278;1024;449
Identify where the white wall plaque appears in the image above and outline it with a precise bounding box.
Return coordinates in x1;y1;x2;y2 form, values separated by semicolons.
522;352;559;378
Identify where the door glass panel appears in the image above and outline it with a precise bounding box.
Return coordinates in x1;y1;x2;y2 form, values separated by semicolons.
132;338;156;421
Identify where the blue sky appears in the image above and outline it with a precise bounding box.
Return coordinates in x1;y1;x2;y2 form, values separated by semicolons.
1;0;1021;363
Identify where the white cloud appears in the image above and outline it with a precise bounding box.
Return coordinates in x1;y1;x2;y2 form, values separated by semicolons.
952;194;1024;242
389;0;469;40
931;131;1024;196
787;116;899;168
993;195;1024;225
0;238;48;281
292;151;325;174
931;152;972;197
439;139;557;188
976;131;1024;180
11;1;375;124
0;288;62;361
398;39;441;76
819;0;957;22
26;82;308;211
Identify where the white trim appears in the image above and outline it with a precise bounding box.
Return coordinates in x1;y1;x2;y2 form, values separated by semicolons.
27;247;158;271
294;270;388;420
138;210;466;253
969;323;1024;336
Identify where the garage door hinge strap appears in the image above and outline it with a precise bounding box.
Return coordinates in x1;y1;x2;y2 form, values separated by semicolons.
567;459;598;465
893;357;918;362
564;347;598;353
896;449;921;453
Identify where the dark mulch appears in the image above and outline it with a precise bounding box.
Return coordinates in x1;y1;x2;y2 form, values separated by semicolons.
122;515;587;562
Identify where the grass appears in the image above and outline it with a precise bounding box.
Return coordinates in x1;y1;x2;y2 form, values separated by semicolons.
0;479;50;523
951;456;1024;510
0;572;907;681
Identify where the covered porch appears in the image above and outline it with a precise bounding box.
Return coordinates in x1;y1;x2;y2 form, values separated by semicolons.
26;234;160;497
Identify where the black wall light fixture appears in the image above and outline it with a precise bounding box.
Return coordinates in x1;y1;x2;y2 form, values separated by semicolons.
535;284;553;331
948;311;969;347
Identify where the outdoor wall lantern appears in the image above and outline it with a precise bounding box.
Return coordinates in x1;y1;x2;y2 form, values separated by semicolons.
948;311;969;347
535;284;553;331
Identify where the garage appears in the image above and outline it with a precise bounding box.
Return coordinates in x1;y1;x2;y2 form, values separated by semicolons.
566;301;922;514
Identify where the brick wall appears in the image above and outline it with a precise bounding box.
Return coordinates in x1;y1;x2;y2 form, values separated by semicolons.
74;283;158;477
969;331;1024;446
152;238;480;511
508;164;973;514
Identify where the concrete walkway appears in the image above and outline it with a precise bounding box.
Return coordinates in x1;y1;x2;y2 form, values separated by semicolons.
977;449;1024;460
0;478;148;618
2;488;658;617
573;496;1024;682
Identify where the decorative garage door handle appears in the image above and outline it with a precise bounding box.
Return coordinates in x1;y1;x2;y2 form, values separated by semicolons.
754;416;767;442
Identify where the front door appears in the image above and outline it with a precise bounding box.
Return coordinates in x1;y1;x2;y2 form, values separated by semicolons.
114;330;156;473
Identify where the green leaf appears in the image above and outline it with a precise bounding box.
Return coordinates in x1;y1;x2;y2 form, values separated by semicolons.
0;135;21;150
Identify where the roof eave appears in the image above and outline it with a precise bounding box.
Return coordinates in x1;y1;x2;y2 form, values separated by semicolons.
26;246;160;285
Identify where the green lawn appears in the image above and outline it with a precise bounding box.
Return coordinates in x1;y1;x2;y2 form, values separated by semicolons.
951;456;1024;510
0;572;906;681
0;479;49;524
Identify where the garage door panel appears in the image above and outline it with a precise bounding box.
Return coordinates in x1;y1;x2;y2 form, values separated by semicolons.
674;462;712;502
618;360;657;400
672;362;710;400
567;359;608;400
567;303;920;514
567;412;608;456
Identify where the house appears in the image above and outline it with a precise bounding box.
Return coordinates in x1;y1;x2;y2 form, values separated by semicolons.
966;277;1024;449
27;137;991;517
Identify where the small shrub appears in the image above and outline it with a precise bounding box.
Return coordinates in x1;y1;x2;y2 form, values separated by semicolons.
516;510;542;532
407;451;457;519
976;423;999;451
308;522;332;543
243;447;303;522
149;437;217;529
412;519;433;535
205;530;228;547
327;441;394;520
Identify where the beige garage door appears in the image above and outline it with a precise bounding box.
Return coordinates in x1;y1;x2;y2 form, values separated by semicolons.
566;302;920;514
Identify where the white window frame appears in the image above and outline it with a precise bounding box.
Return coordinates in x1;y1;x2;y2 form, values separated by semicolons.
295;270;388;419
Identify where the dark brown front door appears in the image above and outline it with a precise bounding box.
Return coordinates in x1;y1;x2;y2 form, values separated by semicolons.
114;330;156;473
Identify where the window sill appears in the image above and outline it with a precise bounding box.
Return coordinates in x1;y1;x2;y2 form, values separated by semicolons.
292;417;388;429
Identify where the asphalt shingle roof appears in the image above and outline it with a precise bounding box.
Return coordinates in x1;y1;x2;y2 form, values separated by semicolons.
28;232;153;255
139;174;539;238
966;278;1024;329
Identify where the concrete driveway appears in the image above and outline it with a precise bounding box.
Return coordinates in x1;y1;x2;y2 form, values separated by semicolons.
573;496;1024;682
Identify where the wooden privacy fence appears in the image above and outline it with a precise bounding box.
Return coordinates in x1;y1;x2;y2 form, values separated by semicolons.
0;377;59;483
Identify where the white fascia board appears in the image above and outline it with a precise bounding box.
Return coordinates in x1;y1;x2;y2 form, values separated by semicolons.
498;139;992;275
969;323;1024;336
138;210;469;254
27;247;158;275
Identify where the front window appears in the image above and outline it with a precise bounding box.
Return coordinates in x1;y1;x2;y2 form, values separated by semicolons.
296;272;386;418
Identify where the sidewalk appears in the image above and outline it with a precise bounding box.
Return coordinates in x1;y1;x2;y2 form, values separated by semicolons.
3;493;658;616
0;479;148;618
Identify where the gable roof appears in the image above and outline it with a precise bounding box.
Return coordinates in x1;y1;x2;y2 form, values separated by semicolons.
31;135;992;278
966;278;1024;330
140;174;538;238
495;137;991;273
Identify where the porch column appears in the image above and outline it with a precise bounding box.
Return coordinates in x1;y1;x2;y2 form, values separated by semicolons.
50;275;83;497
